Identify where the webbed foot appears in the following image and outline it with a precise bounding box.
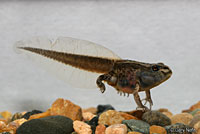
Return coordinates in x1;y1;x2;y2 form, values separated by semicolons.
141;98;153;110
136;105;150;112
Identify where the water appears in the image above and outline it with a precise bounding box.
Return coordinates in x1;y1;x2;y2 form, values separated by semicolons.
0;0;199;114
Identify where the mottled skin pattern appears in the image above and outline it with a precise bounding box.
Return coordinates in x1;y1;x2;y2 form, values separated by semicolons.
18;47;172;111
96;60;172;111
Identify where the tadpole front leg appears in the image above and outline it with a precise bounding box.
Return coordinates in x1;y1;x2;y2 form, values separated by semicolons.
96;74;112;93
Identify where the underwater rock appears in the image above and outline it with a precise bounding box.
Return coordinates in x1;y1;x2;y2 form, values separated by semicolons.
4;118;27;133
16;115;73;134
87;115;99;134
158;108;173;119
50;98;82;121
98;110;124;126
105;124;127;134
190;109;200;116
73;120;92;134
183;101;200;113
189;114;200;127
122;119;150;133
97;104;115;114
194;121;200;134
124;110;145;120
142;110;171;126
95;124;106;134
1;132;11;134
162;111;173;119
0;111;12;121
149;125;167;134
0;121;7;130
171;113;193;125
127;132;142;134
22;110;43;120
11;112;23;121
83;107;97;115
119;112;138;120
82;112;95;121
88;115;99;126
165;123;194;134
189;101;200;111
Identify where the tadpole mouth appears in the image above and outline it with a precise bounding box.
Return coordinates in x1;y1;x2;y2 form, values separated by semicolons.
161;68;172;79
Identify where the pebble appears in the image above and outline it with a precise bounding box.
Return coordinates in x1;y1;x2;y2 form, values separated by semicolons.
71;132;78;134
87;115;99;133
12;118;27;126
124;110;145;120
1;132;11;134
95;124;106;134
50;98;82;121
158;108;173;114
0;119;7;124
73;120;92;134
82;112;95;121
189;101;200;111
0;121;6;129
194;121;200;134
162;112;173;119
171;113;193;125
119;112;138;120
105;124;127;134
149;125;167;134
16;115;73;134
22;110;43;120
189;114;200;127
127;132;142;134
97;104;115;114
0;111;12;120
142;111;171;126
11;113;23;122
88;116;99;126
98;110;125;126
158;108;173;119
6;118;28;132
122;119;150;133
190;109;200;116
165;123;194;134
83;107;97;114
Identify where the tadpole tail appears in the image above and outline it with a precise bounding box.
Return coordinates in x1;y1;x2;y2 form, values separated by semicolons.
18;47;116;73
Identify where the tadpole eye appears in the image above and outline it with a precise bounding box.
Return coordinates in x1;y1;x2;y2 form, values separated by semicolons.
152;65;160;71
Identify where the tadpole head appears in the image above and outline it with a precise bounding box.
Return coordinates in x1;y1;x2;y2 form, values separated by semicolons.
138;62;172;90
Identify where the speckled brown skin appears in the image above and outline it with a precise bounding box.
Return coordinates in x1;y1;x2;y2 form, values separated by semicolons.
18;47;172;111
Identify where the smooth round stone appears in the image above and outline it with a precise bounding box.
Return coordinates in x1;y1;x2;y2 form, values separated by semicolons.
142;111;171;126
122;119;150;133
98;110;124;126
149;125;167;134
165;123;194;134
88;115;99;133
16;115;73;134
22;110;43;120
97;104;115;114
189;114;200;127
73;120;92;134
190;109;200;116
171;113;193;125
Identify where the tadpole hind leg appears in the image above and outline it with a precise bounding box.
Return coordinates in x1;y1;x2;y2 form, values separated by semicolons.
133;84;149;111
141;90;153;110
96;74;112;93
